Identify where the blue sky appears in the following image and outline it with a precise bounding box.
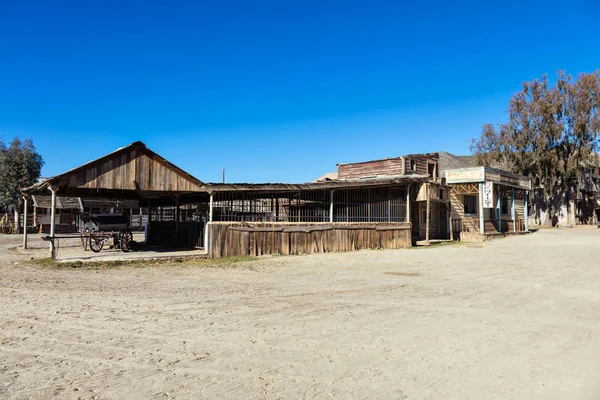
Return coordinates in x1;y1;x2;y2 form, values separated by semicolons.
1;0;599;183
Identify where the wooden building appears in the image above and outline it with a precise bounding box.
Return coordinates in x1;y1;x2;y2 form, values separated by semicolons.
446;167;531;241
21;142;421;258
336;152;449;242
21;142;208;255
20;142;533;259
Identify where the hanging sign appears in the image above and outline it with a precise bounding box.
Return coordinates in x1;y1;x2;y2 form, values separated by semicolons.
483;181;494;208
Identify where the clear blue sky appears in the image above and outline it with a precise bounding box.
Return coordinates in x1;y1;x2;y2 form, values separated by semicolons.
1;0;599;183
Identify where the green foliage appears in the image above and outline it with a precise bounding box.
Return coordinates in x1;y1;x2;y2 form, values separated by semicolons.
471;71;600;218
0;137;44;209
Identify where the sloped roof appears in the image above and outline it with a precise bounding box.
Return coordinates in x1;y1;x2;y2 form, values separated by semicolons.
314;172;339;182
22;141;204;196
438;151;477;174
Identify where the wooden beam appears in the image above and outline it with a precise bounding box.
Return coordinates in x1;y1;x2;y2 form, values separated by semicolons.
175;195;180;246
49;186;58;258
448;202;453;241
329;190;335;223
425;183;431;242
209;193;214;223
524;191;529;231
22;196;28;249
478;182;484;234
406;184;411;223
511;188;515;232
496;183;501;232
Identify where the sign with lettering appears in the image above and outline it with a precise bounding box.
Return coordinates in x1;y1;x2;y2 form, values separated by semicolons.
483;181;494;208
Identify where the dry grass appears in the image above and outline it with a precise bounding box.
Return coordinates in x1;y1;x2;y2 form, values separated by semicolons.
28;255;258;271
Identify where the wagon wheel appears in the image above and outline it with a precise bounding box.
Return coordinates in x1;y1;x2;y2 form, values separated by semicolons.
120;230;133;252
89;237;104;253
80;232;89;251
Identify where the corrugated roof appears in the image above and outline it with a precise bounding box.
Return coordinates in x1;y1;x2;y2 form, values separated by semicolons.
204;175;431;192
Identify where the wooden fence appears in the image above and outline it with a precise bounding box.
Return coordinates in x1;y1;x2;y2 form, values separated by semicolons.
208;222;412;258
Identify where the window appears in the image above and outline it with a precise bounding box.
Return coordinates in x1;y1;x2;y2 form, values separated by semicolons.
439;189;444;200
463;195;477;215
410;159;416;171
501;197;509;215
428;163;437;178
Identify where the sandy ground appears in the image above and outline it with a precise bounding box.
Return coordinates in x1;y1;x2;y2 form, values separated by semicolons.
1;228;600;399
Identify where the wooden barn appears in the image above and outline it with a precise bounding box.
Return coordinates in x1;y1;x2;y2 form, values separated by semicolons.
21;141;209;256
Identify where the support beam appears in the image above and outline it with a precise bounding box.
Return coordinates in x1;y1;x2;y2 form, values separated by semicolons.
496;184;501;233
448;203;453;241
406;184;411;223
478;182;484;234
49;186;58;258
207;193;214;257
22;196;28;249
425;183;431;242
33;206;37;228
329;190;335;223
511;188;515;232
209;193;214;223
524;191;529;231
175;196;180;246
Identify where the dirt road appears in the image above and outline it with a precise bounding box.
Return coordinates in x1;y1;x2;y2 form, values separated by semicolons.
1;229;600;399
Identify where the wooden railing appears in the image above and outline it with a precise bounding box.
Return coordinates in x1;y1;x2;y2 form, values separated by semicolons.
452;218;526;236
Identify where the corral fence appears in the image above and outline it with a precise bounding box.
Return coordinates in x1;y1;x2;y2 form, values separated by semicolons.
207;221;412;258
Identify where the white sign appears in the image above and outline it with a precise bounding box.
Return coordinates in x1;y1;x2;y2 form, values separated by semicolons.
483;181;494;208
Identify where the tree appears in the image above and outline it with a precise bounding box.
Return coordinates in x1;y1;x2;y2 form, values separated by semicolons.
0;137;44;233
471;71;600;226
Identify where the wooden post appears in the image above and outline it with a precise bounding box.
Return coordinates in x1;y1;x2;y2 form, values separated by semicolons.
406;184;411;223
209;193;214;223
511;188;516;232
22;196;28;249
146;200;151;243
33;205;37;227
496;184;501;232
175;196;180;246
425;183;431;242
524;191;529;231
448;203;454;241
478;182;484;234
207;193;214;256
49;186;57;257
329;190;335;223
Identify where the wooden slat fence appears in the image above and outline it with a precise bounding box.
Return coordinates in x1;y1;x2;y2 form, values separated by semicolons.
208;222;412;258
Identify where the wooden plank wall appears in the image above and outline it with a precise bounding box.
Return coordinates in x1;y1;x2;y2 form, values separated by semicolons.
338;157;404;179
404;154;439;176
208;222;412;258
64;149;203;192
337;154;439;180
